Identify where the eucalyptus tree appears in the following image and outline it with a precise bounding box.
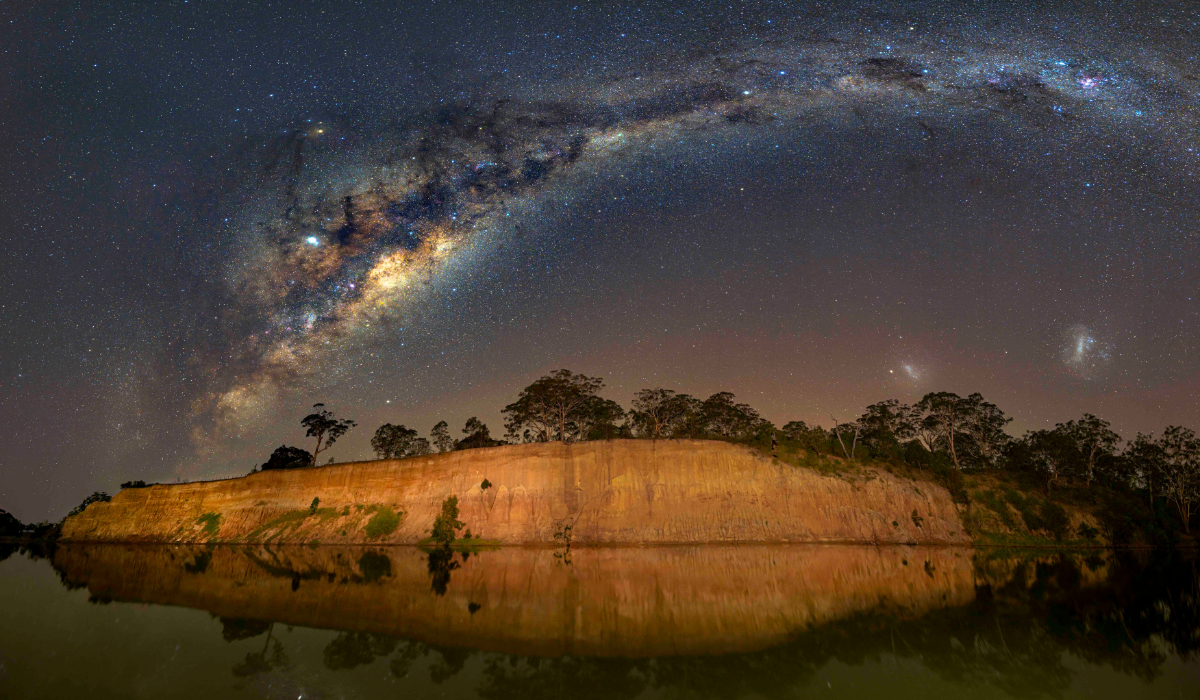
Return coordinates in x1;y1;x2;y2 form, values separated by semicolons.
915;392;967;469
629;388;691;438
502;369;605;442
300;404;356;467
430;421;454;453
1057;414;1121;488
371;424;430;459
959;393;1012;468
1156;426;1199;533
1024;429;1074;495
572;396;627;441
457;417;503;450
700;392;768;441
1125;432;1166;507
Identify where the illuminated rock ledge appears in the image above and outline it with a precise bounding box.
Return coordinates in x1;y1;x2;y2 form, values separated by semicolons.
61;439;968;545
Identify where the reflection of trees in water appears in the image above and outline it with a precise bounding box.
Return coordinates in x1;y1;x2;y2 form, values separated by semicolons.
315;633;470;682
229;621;289;678
6;540;89;593
5;540;56;563
237;547;395;588
324;631;399;670
31;545;1199;696
427;546;461;596
184;549;212;574
358;550;391;582
285;552;1198;698
219;616;271;642
479;656;646;700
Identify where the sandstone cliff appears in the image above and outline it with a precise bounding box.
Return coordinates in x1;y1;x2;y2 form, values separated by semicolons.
61;439;968;545
53;543;976;656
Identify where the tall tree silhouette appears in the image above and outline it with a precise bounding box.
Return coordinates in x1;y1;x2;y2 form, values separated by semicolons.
300;404;356;466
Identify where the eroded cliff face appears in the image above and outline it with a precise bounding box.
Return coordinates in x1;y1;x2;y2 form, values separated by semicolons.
61;440;968;545
53;544;976;657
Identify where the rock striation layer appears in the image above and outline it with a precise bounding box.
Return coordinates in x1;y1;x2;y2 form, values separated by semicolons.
60;439;968;545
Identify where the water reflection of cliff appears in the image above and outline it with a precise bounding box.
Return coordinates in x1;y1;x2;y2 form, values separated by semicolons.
53;544;975;657
40;544;1200;697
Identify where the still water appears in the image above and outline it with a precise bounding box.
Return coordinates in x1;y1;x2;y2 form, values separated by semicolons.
0;543;1196;699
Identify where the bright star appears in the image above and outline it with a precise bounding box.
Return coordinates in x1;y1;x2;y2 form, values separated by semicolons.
306;236;320;246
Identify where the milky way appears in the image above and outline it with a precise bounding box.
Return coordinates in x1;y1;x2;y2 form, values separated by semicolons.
4;0;1199;518
202;20;1199;438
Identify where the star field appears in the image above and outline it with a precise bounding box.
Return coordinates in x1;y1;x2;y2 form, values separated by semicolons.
1;0;1198;520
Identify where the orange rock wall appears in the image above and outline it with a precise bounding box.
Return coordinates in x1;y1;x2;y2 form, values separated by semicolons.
60;440;968;545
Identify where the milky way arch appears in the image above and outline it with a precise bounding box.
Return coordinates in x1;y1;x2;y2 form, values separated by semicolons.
202;26;1198;437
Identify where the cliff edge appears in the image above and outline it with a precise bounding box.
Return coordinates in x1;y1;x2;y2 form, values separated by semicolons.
60;439;968;545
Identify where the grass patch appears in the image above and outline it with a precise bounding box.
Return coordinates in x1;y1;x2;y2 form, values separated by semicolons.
196;512;221;538
363;506;403;540
974;489;1019;530
244;506;341;541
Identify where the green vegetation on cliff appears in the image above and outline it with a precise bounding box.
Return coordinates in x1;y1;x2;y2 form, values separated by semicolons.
364;507;402;540
196;512;221;538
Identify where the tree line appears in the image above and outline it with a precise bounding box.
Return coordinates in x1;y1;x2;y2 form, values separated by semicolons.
259;369;1198;535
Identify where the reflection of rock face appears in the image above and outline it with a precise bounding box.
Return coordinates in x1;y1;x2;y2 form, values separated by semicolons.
61;440;967;545
53;544;975;657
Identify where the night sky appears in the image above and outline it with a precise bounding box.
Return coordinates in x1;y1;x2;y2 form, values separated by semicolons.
2;0;1198;521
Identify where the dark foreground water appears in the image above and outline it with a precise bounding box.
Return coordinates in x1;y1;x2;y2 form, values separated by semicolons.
0;543;1196;699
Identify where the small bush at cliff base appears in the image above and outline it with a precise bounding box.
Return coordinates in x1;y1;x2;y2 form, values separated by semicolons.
364;507;401;540
932;463;969;505
430;496;464;545
1040;502;1071;541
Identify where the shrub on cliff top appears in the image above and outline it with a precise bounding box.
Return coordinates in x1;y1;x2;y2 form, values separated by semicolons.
67;492;111;518
261;445;312;471
364;507;401;540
